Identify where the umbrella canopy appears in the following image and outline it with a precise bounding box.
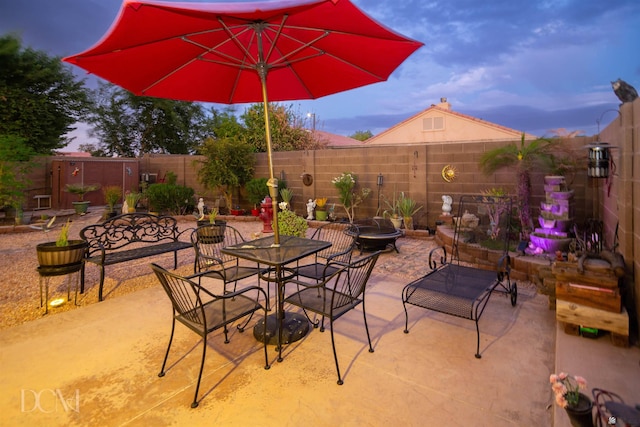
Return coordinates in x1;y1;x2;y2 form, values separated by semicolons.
64;0;423;243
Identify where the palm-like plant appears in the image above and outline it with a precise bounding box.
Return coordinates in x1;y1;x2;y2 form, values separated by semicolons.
479;134;556;239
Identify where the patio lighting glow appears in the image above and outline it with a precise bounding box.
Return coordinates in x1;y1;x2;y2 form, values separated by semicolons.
49;298;66;308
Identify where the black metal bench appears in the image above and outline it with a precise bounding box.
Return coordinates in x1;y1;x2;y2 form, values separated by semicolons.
401;195;518;358
80;213;193;301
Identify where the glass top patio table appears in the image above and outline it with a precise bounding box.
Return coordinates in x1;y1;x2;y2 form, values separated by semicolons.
221;234;331;267
222;234;331;362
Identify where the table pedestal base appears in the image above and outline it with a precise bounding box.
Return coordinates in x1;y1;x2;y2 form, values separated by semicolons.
253;312;310;346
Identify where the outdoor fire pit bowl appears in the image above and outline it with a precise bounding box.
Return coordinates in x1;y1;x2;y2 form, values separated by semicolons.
351;218;402;253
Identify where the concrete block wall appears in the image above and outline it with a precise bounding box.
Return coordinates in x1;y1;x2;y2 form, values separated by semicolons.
137;136;595;231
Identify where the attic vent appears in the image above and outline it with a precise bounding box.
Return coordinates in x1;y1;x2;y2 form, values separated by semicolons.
423;116;444;131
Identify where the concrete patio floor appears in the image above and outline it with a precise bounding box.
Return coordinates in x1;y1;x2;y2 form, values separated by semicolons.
1;218;638;426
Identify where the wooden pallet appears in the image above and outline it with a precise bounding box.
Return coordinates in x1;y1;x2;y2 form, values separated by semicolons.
556;299;629;347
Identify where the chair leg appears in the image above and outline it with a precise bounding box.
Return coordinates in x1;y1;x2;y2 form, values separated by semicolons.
362;301;374;353
329;320;343;385
474;318;481;359
158;319;176;378
98;265;106;302
262;307;270;371
191;334;207;408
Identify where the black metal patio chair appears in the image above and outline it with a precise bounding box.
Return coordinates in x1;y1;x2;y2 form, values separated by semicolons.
283;251;380;385
191;224;268;303
151;263;270;408
293;221;360;283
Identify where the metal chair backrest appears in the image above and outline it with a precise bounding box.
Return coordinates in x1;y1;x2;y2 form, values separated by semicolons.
151;263;205;329
328;252;379;312
451;195;513;263
191;224;248;271
311;222;359;265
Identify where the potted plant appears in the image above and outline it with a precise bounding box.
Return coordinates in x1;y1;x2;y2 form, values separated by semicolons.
124;191;142;213
65;183;101;214
382;192;403;229
279;187;293;211
196;209;227;244
277;208;308;237
397;192;422;230
246;177;269;216
102;185;122;217
550;372;593;427
331;172;371;223
315;197;328;221
36;219;88;270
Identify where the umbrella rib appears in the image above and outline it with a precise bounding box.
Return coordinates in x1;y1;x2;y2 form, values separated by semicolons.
263;29;329;68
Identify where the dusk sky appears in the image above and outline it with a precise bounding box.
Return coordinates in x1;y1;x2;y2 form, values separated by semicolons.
2;0;639;148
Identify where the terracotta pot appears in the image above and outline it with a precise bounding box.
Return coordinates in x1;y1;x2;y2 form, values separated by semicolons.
403;216;414;230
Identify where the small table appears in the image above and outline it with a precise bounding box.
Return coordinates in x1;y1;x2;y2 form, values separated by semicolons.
222;234;331;362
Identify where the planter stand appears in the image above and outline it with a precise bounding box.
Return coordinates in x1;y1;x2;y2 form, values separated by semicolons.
38;264;83;314
36;240;88;313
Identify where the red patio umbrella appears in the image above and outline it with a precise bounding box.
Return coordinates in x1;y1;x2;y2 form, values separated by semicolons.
64;0;423;243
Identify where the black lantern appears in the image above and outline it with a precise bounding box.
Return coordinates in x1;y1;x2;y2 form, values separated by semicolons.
585;142;612;178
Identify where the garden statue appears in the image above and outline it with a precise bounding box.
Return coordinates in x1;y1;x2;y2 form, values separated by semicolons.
306;199;316;220
197;198;205;218
442;195;452;216
122;200;129;214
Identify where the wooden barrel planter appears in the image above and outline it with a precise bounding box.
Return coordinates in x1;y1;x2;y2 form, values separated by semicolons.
195;222;227;244
36;240;88;270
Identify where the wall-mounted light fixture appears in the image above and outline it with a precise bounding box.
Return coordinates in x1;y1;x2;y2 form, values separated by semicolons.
585;142;612;178
586;110;620;179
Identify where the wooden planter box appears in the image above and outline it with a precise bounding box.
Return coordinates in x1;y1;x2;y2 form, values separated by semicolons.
555;281;621;313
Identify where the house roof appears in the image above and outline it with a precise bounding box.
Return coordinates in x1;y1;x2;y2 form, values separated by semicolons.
365;100;536;145
311;130;364;147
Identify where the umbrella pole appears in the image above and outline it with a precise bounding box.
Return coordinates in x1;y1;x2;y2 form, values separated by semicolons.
260;70;280;246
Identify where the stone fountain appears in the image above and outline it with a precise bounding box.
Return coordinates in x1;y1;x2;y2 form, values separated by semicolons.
527;176;574;255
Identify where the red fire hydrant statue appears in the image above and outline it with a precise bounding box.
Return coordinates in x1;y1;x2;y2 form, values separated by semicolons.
259;197;274;233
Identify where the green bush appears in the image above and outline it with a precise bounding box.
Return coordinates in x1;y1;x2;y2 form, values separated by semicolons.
277;209;308;237
146;183;195;215
245;177;269;207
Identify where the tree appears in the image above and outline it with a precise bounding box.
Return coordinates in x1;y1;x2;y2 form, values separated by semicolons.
0;135;36;209
241;103;323;152
0;34;92;154
479;134;557;239
349;130;373;141
196;136;255;211
88;82;209;157
206;106;245;139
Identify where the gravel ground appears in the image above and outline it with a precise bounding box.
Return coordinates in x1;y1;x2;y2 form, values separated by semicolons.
0;210;475;331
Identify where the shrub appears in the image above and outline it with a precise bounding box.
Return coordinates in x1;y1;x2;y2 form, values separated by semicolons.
146;183;195;215
277;209;308;237
246;177;270;207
